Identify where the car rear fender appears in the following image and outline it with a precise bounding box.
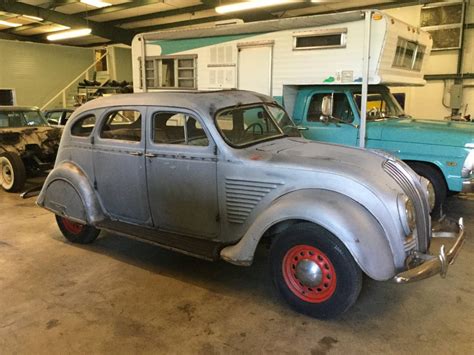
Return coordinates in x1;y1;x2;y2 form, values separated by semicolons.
36;161;105;225
220;189;396;281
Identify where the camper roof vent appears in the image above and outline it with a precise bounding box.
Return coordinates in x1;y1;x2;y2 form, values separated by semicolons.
215;19;244;27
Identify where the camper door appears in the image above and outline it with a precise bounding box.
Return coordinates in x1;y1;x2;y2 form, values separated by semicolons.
237;42;273;96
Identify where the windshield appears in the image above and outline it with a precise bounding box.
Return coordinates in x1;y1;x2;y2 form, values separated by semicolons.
0;110;48;128
215;103;299;148
354;89;406;120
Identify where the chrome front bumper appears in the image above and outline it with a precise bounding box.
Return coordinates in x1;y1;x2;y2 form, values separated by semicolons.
462;178;474;193
393;217;465;284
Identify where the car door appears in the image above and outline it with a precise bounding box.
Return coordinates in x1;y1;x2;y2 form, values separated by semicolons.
145;108;219;238
301;91;358;146
93;106;152;225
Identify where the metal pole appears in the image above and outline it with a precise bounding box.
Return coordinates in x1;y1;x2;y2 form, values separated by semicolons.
141;34;148;92
359;10;372;148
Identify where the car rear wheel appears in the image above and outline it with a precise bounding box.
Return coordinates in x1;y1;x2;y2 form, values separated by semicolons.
56;215;100;244
270;222;362;319
0;151;26;192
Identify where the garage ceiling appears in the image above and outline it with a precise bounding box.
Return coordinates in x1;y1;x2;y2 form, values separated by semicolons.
0;0;433;46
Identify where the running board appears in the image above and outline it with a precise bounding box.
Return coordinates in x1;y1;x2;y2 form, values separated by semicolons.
97;220;225;261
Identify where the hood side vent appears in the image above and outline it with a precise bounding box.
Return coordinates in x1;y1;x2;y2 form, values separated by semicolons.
225;178;283;224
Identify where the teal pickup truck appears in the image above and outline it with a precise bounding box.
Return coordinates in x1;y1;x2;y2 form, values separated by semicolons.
290;85;474;213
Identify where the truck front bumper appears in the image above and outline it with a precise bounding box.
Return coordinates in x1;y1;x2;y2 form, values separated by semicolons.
393;217;465;284
462;178;474;193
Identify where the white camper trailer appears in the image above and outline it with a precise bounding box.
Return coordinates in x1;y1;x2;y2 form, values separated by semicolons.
131;10;433;101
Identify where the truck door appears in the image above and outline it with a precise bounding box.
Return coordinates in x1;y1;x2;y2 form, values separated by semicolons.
93;107;152;225
301;91;358;146
145;108;219;238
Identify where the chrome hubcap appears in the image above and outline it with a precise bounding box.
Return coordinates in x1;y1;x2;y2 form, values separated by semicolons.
295;259;323;287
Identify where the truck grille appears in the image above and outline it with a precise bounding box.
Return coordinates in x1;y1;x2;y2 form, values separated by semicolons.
383;160;431;252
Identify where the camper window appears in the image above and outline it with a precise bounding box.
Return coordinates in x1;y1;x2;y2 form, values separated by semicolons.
293;29;346;50
392;38;425;71
140;55;197;89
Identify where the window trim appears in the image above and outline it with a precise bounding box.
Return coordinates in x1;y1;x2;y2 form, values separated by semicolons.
293;28;347;51
140;54;198;90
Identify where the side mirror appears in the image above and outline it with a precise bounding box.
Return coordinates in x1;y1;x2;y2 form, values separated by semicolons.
321;95;333;117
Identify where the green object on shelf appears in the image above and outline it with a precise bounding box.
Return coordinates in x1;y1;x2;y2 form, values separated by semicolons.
323;76;335;83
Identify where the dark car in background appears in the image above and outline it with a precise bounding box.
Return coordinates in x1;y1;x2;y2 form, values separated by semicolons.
44;109;74;128
0;106;61;192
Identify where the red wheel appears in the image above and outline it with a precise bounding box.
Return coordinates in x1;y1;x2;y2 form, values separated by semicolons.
61;217;85;235
56;215;100;244
282;245;337;303
270;223;362;319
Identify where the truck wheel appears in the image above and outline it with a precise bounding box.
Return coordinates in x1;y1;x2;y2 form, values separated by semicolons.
0;151;26;192
270;222;362;319
407;162;447;215
56;215;100;244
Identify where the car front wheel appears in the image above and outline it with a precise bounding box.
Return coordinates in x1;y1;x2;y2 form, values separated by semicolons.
0;151;26;192
56;215;100;244
270;222;362;319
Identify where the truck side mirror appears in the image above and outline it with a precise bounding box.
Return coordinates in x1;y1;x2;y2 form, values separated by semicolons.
321;95;333;117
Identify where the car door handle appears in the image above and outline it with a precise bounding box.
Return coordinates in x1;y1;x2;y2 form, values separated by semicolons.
144;153;157;158
129;151;143;156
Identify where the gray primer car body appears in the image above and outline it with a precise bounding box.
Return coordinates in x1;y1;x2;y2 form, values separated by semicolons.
37;91;463;285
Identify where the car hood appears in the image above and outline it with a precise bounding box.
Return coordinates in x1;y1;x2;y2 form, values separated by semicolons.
251;137;389;176
368;118;474;147
0;126;61;147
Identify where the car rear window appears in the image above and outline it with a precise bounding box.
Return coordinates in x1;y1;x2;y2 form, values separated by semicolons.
71;114;96;137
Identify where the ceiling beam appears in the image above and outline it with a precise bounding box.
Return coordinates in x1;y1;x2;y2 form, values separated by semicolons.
0;1;134;44
0;30;42;43
77;0;162;18
105;4;211;26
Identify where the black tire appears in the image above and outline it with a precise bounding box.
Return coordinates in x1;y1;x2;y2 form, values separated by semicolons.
270;222;362;319
56;215;100;244
406;162;447;215
0;151;26;192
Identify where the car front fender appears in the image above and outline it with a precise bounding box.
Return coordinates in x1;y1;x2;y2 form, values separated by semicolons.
220;189;397;281
36;161;105;225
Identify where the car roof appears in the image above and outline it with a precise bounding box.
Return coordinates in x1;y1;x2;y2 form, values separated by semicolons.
72;90;276;117
0;106;39;111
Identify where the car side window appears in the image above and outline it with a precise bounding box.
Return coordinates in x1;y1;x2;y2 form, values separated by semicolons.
46;111;62;125
100;110;142;142
153;112;209;147
307;93;354;123
71;114;96;137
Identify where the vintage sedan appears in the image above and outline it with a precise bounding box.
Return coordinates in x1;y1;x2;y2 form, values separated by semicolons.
37;91;464;319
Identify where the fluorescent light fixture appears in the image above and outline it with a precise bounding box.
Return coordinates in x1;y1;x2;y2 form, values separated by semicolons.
215;0;295;14
47;28;92;41
23;15;43;21
80;0;112;8
0;20;22;27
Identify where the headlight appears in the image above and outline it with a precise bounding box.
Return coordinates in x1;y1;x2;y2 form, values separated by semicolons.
462;149;474;178
426;181;435;211
398;194;416;235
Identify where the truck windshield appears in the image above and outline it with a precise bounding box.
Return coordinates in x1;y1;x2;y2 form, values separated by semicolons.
0;110;48;128
215;103;298;148
354;89;406;120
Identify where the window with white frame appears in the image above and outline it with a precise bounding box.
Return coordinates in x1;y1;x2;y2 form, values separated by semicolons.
293;29;347;50
392;38;426;71
141;55;197;89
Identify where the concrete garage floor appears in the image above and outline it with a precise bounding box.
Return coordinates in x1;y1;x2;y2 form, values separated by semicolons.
0;183;473;354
